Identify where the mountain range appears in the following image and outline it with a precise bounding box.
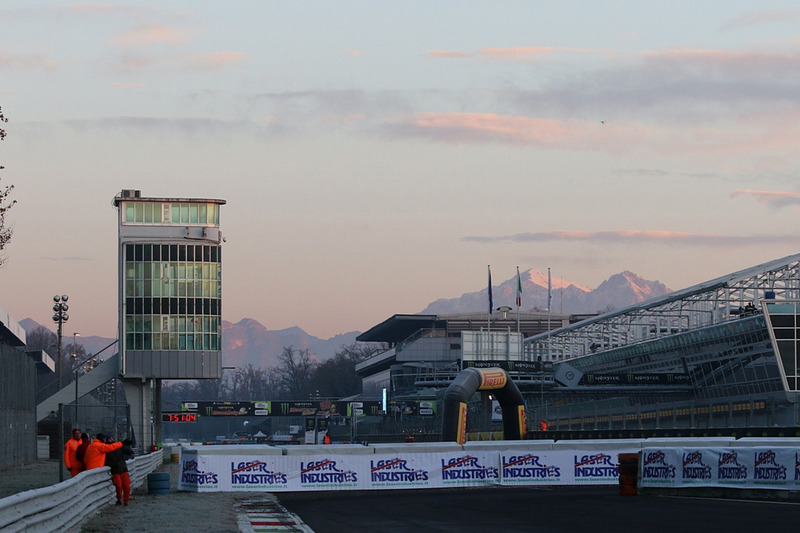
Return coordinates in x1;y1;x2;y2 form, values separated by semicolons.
22;269;671;371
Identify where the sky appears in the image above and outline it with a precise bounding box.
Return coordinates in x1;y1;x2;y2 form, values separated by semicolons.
1;1;800;341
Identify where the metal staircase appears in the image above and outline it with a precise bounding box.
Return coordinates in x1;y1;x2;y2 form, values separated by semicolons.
36;353;120;422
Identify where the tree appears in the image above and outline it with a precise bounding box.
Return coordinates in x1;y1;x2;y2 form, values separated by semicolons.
275;346;317;399
0;106;16;264
307;343;383;398
229;364;280;400
25;325;57;353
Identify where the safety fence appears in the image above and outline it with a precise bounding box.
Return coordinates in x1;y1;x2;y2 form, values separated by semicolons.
0;449;163;532
175;437;800;493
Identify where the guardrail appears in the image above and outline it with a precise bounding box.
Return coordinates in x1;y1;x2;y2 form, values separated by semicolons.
0;449;163;532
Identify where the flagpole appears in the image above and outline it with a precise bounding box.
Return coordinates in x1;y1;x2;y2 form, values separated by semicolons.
545;267;551;425
487;265;493;332
516;266;521;334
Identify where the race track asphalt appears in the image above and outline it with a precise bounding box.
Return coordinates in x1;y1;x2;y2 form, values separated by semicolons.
278;485;800;533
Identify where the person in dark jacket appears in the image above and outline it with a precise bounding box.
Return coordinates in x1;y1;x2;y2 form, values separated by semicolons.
104;436;134;506
75;433;91;474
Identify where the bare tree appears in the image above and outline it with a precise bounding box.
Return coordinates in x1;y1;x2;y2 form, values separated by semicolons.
162;380;202;411
26;325;57;352
275;346;317;399
0;106;16;263
307;343;383;398
193;377;228;401
230;364;279;400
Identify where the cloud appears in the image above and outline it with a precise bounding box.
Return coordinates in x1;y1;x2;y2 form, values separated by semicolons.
1;3;161;21
384;112;648;150
641;48;800;77
427;50;473;58
462;230;793;247
112;82;145;90
249;89;416;121
426;47;611;60
730;189;800;207
112;24;189;47
0;53;53;71
320;114;366;123
115;51;246;72
188;51;246;69
723;10;800;30
497;47;800;124
64;116;267;138
478;46;612;60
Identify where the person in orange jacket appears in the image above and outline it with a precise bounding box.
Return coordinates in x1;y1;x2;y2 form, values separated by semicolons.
84;432;123;470
64;428;83;477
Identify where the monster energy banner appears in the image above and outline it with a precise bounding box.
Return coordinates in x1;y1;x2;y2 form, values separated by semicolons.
272;401;347;417
462;360;552;373
183;400;436;417
580;373;691;386
185;401;270;417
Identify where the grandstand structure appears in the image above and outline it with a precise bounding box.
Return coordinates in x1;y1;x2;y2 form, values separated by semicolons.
525;253;800;430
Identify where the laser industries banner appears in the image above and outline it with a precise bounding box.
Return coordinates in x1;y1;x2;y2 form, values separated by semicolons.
177;445;641;492
640;446;800;490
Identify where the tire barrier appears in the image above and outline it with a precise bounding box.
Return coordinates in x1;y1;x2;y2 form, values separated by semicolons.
147;472;171;495
442;367;526;444
618;453;639;495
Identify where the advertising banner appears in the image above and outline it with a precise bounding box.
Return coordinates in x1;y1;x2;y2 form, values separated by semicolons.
640;447;799;489
178;445;641;492
497;446;639;486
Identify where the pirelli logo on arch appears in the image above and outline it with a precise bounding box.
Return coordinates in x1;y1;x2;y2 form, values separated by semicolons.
478;369;507;390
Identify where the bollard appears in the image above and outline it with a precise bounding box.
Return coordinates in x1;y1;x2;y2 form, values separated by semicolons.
618;453;639;496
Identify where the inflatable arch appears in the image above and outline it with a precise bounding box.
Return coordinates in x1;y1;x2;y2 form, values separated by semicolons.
441;367;526;445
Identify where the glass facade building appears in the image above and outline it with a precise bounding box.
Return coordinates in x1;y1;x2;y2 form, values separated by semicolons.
114;190;225;379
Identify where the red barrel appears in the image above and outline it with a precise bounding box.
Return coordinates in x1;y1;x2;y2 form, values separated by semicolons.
618;453;639;496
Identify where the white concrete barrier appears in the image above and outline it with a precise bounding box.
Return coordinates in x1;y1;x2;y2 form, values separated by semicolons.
0;449;163;532
177;438;800;493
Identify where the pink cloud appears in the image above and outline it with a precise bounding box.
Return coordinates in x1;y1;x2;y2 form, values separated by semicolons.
113;24;189;47
730;189;800;207
403;112;645;150
479;46;612;60
426;50;472;58
188;51;246;69
112;82;145;89
426;47;610;60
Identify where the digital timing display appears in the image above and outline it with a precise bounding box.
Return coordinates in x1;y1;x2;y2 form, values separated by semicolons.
162;412;198;423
